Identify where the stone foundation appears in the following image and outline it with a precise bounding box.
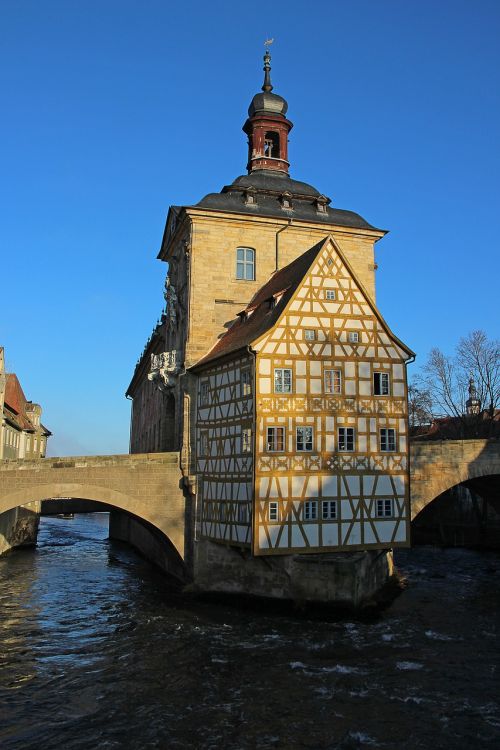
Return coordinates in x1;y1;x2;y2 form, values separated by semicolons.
192;539;394;608
0;502;41;555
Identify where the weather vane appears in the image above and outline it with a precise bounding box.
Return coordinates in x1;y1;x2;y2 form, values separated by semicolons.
264;38;274;49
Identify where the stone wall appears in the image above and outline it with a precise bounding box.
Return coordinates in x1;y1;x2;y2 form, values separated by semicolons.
192;538;394;608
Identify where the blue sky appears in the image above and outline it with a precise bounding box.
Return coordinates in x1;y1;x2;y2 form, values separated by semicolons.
1;0;499;456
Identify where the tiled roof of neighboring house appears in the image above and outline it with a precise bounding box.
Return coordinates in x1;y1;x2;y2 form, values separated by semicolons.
411;412;500;441
4;375;33;430
191;237;414;371
3;374;51;435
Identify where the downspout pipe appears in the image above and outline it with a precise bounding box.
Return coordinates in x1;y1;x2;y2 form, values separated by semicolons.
275;219;293;271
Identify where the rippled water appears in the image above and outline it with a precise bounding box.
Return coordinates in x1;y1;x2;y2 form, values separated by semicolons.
0;513;499;749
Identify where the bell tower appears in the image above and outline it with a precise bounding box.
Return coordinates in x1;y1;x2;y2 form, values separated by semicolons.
242;50;293;174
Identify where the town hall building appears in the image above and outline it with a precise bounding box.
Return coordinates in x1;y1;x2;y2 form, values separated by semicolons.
127;51;414;601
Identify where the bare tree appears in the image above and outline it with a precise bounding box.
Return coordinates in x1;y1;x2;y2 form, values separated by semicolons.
408;383;433;431
416;330;500;438
457;330;500;418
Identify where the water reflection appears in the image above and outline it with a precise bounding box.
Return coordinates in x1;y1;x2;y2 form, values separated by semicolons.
0;514;499;749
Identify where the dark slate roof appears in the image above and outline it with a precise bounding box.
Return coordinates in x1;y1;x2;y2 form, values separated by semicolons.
195;170;381;231
191;240;325;369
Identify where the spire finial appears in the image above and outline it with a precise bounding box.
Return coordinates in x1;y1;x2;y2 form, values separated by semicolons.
262;39;274;93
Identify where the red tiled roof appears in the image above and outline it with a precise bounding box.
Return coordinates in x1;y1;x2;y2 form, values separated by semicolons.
3;374;49;433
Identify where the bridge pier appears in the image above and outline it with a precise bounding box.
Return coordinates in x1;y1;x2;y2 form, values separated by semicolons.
0;502;41;555
109;510;188;582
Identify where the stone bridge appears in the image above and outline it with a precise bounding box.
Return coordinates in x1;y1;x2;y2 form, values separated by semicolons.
0;452;187;576
410;438;500;519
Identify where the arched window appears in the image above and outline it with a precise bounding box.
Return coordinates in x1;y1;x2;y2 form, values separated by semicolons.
236;247;255;280
264;131;280;158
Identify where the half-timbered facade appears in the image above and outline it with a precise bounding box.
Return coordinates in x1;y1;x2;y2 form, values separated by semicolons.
192;236;414;555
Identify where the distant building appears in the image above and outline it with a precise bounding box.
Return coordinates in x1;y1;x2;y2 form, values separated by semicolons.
0;346;51;554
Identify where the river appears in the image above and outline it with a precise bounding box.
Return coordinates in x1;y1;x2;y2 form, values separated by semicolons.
0;513;499;749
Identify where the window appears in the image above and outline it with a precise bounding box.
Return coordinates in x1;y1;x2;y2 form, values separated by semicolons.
304;329;316;341
200;381;209;406
264;131;280;157
236;247;255;280
267;426;285;451
348;332;359;343
200;432;209;456
274;368;292;393
303;500;318;521
374;372;390;396
296;426;313;451
380;428;397;452
338;427;355;451
376;499;394;518
325;290;336;300
268;502;279;522
241;368;252;397
242;428;252;453
324;369;342;394
322;500;337;520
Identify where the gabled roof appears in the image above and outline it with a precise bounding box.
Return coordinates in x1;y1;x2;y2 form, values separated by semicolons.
5;374;29;419
3;373;50;434
190;236;414;371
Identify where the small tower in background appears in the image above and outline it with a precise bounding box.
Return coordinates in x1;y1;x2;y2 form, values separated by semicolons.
466;376;481;415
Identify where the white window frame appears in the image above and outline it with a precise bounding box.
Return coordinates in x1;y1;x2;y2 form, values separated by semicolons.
274;368;292;393
324;369;342;394
324;289;336;300
304;329;316;341
241;368;252;397
380;428;397;452
348;331;360;343
266;426;285;452
338;427;355;452
242;427;252;453
303;500;318;521
322;500;337;520
374;371;390;396
236;247;255;281
296;426;313;452
376;498;394;518
268;501;279;522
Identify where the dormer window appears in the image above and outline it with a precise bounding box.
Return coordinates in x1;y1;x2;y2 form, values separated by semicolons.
264;131;280;157
316;195;328;214
244;187;257;206
280;191;293;210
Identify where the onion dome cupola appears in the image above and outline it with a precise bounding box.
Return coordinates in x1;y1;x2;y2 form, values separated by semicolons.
243;50;293;175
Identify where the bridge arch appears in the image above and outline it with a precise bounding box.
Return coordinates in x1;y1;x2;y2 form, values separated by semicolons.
410;439;500;520
0;453;187;576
